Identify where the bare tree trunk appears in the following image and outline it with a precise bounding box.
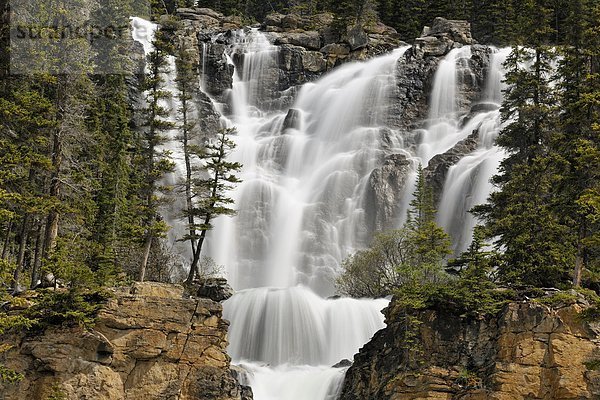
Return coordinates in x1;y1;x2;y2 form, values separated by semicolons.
139;234;152;282
573;221;586;287
12;213;30;291
30;219;44;288
1;218;12;260
43;126;63;261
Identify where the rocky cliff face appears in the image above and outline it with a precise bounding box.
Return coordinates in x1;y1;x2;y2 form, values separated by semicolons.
339;295;600;400
0;283;252;400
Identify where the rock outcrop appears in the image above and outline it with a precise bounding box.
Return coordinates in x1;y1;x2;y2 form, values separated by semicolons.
173;7;405;110
339;296;600;400
424;131;479;204
388;19;490;132
365;153;412;233
0;283;252;400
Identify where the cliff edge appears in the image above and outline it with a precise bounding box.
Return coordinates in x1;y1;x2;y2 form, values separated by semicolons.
0;282;252;400
339;294;600;399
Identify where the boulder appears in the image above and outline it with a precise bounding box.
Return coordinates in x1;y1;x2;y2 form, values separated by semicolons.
193;277;234;302
301;51;327;72
413;35;454;57
320;43;350;56
345;25;369;51
429;17;473;45
273;31;322;50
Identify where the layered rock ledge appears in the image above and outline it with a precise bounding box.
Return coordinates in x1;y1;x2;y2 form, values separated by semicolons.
339;296;600;400
0;283;251;400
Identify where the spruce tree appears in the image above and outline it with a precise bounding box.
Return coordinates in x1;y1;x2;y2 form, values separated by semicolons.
185;128;241;284
474;0;575;287
136;23;175;282
554;0;600;286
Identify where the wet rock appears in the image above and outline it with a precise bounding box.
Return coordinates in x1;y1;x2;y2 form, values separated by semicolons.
365;153;412;233
202;43;234;99
345;25;369;51
470;102;500;113
333;359;353;368
424;132;479;204
283;108;301;132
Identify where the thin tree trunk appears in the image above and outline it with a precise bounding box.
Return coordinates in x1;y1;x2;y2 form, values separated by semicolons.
43;127;63;260
139;233;152;282
12;213;30;291
573;220;586;287
30;219;44;288
1;218;12;260
186;172;219;284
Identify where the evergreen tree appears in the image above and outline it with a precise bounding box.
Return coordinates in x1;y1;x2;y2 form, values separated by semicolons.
185;128;241;284
136;23;176;282
406;165;452;267
174;38;201;261
554;0;600;286
473;0;575;287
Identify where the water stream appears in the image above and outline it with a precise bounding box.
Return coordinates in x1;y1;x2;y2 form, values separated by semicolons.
132;18;509;400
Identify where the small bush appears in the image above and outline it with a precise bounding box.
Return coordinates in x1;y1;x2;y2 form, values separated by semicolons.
536;291;578;307
24;289;112;329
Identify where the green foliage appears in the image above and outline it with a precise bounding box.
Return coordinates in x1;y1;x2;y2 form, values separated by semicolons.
185;128;242;283
456;368;483;389
535;291;578;307
46;383;67;400
0;364;23;384
337;166;451;297
24;289;112;329
584;359;600;371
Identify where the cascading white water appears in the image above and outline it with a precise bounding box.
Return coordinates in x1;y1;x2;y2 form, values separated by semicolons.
209;44;409;295
133;19;510;400
436;47;511;253
418;46;476;164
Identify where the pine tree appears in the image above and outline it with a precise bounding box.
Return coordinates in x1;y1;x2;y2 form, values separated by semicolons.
185;128;241;284
406;165;452;267
473;0;576;287
554;0;600;286
136;23;176;282
175;38;201;261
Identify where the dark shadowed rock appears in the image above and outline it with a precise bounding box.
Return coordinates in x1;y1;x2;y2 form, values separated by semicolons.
424;132;479;204
339;298;600;399
333;359;353;368
365;153;412;233
283;108;301;132
345;25;369;51
193;277;235;302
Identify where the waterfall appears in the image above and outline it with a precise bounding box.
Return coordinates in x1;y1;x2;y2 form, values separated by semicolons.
132;18;509;400
436;47;510;253
209;44;409;295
